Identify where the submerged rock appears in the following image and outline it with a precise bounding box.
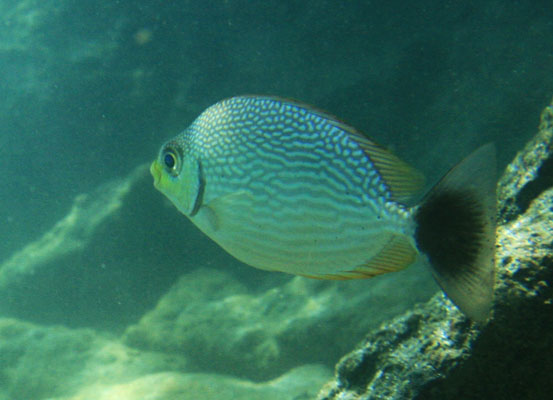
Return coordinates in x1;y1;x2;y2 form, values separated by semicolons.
0;165;147;291
0;317;188;400
123;264;435;382
59;365;330;400
317;99;553;400
0;165;170;330
0;317;330;400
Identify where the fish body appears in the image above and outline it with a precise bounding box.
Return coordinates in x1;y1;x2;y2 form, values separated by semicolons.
151;96;496;321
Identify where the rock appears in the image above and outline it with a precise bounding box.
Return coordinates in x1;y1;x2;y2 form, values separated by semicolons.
0;317;188;400
0;165;147;291
123;265;436;382
0;165;172;329
497;100;553;224
0;317;330;400
317;98;553;400
57;365;330;400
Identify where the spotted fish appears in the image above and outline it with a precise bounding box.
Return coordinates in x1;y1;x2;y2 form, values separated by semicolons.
151;96;496;321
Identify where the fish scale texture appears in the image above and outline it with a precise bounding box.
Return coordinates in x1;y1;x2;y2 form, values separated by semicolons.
158;96;415;279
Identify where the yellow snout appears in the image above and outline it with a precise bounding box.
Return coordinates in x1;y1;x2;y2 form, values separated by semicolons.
150;160;163;189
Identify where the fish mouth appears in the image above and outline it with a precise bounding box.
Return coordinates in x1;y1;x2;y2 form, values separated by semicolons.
150;160;163;189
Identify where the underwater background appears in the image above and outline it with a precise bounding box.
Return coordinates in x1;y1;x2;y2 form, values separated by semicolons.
1;1;553;399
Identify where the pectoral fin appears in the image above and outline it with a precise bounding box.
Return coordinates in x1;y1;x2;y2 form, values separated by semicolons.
196;190;253;233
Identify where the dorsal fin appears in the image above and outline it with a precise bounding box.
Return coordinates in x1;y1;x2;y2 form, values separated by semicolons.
341;129;425;203
247;96;425;203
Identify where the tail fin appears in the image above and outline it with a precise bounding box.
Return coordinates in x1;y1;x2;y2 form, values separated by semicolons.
414;144;496;322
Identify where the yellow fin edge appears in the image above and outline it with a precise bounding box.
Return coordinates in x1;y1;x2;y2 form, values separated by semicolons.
300;235;417;281
350;135;425;203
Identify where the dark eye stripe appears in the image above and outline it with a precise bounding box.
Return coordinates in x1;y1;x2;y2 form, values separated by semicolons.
189;159;205;217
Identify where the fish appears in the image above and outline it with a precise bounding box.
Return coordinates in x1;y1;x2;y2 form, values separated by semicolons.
151;96;496;322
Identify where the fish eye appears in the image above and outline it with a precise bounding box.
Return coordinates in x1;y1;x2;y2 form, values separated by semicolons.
162;148;180;174
164;152;176;169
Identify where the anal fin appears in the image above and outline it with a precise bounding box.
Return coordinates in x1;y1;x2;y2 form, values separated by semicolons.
301;234;417;281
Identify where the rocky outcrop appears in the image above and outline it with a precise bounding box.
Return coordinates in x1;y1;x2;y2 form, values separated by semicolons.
0;318;330;400
122;263;435;382
317;99;553;400
0;165;148;291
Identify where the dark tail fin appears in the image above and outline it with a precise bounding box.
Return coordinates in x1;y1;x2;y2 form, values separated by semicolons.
414;144;496;322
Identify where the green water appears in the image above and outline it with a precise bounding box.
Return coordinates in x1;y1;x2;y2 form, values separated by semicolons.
1;1;552;399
